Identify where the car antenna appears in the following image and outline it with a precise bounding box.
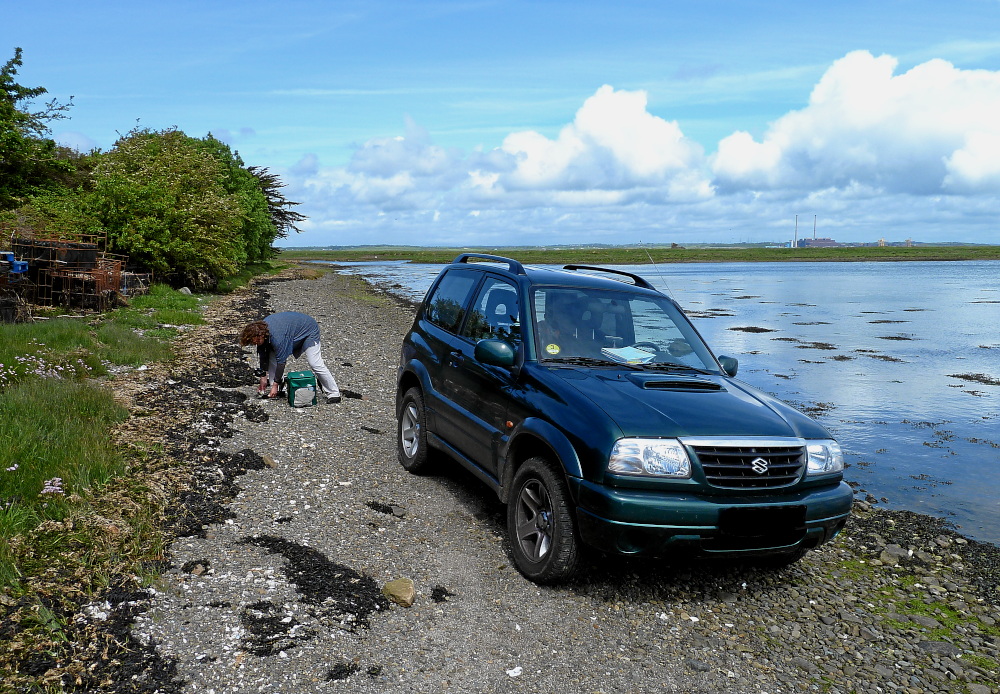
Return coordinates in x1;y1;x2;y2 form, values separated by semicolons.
640;241;674;298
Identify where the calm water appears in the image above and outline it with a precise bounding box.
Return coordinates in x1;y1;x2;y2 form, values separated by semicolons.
330;260;1000;545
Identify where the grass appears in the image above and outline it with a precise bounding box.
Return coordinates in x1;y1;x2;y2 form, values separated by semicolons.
0;381;129;585
277;244;1000;265
94;322;175;365
130;283;203;312
216;260;288;293
0;283;206;588
337;273;392;306
0;281;214;688
0;267;313;687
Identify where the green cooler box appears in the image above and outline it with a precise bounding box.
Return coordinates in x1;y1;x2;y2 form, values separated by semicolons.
286;370;317;407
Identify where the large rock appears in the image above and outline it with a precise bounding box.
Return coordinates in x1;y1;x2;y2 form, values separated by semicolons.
916;640;961;656
879;544;911;565
382;578;416;607
909;615;942;629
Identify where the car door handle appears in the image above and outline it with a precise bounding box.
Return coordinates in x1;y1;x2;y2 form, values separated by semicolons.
447;351;465;367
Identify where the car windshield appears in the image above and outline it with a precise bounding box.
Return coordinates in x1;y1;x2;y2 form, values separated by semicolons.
531;286;719;372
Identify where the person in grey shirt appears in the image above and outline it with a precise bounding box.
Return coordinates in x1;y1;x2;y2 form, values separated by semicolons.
239;311;341;403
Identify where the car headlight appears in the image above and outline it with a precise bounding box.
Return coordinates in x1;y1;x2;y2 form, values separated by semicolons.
806;440;844;475
609;438;692;477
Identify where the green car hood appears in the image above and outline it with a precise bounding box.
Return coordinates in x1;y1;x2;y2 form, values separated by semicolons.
553;368;827;439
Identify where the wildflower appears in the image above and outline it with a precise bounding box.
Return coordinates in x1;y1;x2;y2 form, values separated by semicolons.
4;464;17;472
39;477;64;496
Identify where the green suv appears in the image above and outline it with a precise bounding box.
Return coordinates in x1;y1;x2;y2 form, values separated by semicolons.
396;254;853;583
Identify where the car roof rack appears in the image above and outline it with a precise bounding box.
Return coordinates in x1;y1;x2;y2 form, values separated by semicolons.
453;253;526;275
562;264;655;290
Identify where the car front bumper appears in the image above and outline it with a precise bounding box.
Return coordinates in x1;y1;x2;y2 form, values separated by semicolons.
571;479;854;556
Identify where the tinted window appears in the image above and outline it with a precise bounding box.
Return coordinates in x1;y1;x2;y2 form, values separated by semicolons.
461;277;521;344
424;270;479;333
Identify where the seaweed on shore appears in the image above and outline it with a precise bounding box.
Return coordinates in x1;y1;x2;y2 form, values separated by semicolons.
237;535;389;631
948;373;1000;386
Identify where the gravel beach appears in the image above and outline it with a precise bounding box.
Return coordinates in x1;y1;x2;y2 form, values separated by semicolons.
90;267;1000;694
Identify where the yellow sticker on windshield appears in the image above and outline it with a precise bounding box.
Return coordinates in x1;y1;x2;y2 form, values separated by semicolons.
545;343;561;355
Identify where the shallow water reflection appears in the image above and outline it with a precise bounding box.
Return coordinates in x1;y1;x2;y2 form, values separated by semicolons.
330;260;1000;545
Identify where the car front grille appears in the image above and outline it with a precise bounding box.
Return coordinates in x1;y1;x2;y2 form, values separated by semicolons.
686;440;805;489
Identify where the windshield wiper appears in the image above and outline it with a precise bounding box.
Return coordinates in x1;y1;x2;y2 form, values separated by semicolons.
636;362;714;375
542;356;624;367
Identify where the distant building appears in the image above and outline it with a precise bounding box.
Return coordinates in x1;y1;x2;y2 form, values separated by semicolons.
796;237;839;248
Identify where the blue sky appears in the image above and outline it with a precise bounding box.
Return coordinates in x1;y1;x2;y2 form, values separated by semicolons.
5;0;1000;246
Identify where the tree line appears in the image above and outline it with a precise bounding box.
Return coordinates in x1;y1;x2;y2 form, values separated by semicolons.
0;47;304;286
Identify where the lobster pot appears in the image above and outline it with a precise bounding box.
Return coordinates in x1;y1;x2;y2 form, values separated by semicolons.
286;370;317;407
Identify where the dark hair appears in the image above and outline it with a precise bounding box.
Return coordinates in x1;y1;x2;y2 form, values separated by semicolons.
239;321;269;346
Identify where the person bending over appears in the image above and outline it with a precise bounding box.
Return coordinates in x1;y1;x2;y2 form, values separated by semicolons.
239;311;341;404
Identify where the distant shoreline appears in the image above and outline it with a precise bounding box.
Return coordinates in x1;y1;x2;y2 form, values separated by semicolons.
278;245;1000;265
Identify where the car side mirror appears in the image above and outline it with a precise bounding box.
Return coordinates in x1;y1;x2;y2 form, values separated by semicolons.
475;338;515;368
718;355;739;377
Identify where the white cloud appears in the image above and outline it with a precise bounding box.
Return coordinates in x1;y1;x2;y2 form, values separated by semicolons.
945;130;1000;192
280;55;1000;246
712;50;1000;195
499;85;710;198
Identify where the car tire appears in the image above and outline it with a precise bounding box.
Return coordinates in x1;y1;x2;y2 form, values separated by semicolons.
507;457;579;584
397;388;433;474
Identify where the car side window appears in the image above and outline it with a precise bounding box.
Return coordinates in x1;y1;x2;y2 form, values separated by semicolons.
462;277;521;345
424;270;479;333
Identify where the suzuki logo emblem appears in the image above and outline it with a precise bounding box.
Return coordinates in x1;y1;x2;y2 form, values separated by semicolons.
750;457;770;474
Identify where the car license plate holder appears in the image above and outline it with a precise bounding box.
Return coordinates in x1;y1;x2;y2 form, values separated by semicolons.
719;505;806;538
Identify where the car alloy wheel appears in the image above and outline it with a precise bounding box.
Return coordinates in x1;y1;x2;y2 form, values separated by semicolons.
400;402;420;459
397;388;432;473
507;457;579;584
514;478;553;561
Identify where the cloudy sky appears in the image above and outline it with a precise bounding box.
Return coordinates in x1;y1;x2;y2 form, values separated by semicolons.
5;0;1000;247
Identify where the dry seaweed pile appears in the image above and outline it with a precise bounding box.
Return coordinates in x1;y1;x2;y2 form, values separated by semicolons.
238;535;389;632
238;600;317;657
